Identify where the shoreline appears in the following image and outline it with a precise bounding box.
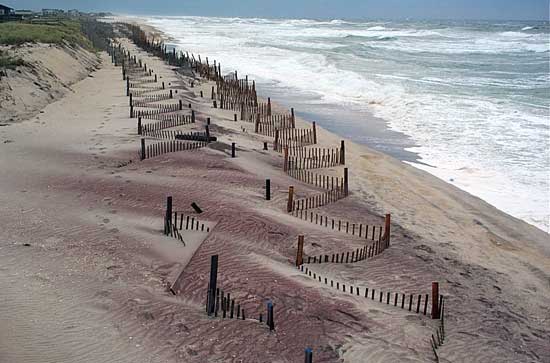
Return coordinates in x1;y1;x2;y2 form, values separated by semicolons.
1;18;549;362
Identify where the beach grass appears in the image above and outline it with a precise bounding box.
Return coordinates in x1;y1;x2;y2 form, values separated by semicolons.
0;50;25;69
0;21;93;49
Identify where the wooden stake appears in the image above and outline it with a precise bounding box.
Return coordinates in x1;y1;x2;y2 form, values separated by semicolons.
431;282;440;319
296;235;304;266
287;186;294;213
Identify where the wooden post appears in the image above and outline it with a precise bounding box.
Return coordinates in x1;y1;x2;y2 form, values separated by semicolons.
162;81;165;89
205;125;210;143
291;108;295;128
207;255;219;315
340;140;346;165
267;97;271;116
287;186;294;213
164;196;173;235
231;143;236;158
263;142;268;150
179;100;183;110
255;113;259;133
140;138;145;160
383;214;391;245
234;114;237;122
274;129;279;151
431;282;440;319
154;74;157;82
312;122;317;144
211;86;215;99
170;90;173;98
344;168;349;196
283;146;289;172
126;77;129;96
207;117;211;125
296;235;304;266
192;110;195;123
137;117;142;135
266;179;271;200
267;301;274;331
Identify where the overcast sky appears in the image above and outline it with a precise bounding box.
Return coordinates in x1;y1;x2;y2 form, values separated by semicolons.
7;0;550;21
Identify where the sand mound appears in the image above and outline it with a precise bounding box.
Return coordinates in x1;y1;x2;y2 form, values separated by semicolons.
0;42;101;124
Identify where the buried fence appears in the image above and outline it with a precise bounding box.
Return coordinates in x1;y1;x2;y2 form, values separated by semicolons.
131;92;172;105
136;111;195;123
205;255;276;331
241;100;271;121
285;168;348;213
294;229;390;267
139;138;208;160
138;114;194;135
431;292;446;362
129;87;165;97
162;197;213;244
286;168;344;191
131;103;181;118
292;187;347;211
285;146;344;171
274;127;316;152
299;264;443;318
293;209;388;241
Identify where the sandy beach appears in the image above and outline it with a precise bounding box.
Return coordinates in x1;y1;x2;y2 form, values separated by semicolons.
0;19;549;363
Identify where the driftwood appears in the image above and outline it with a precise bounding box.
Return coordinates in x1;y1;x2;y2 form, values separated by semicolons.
175;134;217;142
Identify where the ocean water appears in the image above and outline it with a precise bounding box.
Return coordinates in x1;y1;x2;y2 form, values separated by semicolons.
145;16;550;233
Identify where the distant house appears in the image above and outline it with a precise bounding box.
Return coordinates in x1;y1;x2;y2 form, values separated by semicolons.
42;8;64;16
14;9;35;18
67;9;80;17
0;4;14;17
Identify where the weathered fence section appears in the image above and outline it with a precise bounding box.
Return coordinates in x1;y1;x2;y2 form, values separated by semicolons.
140;139;207;160
204;255;276;331
300;264;438;317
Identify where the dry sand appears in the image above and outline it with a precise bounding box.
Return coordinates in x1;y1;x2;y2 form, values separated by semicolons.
0;43;101;124
0;27;548;363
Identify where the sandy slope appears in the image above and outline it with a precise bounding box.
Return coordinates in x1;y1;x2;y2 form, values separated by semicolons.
0;32;548;363
0;43;101;123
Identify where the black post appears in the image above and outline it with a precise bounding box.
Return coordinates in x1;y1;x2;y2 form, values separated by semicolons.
164;196;173;235
344;167;349;196
267;301;274;331
138;117;142;135
192;110;195;123
263;142;268;150
266;179;271;200
207;255;219;315
140;138;145;160
231;143;236;158
205;125;211;143
170;90;173;98
207;117;211;125
162;81;165;89
304;348;313;363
